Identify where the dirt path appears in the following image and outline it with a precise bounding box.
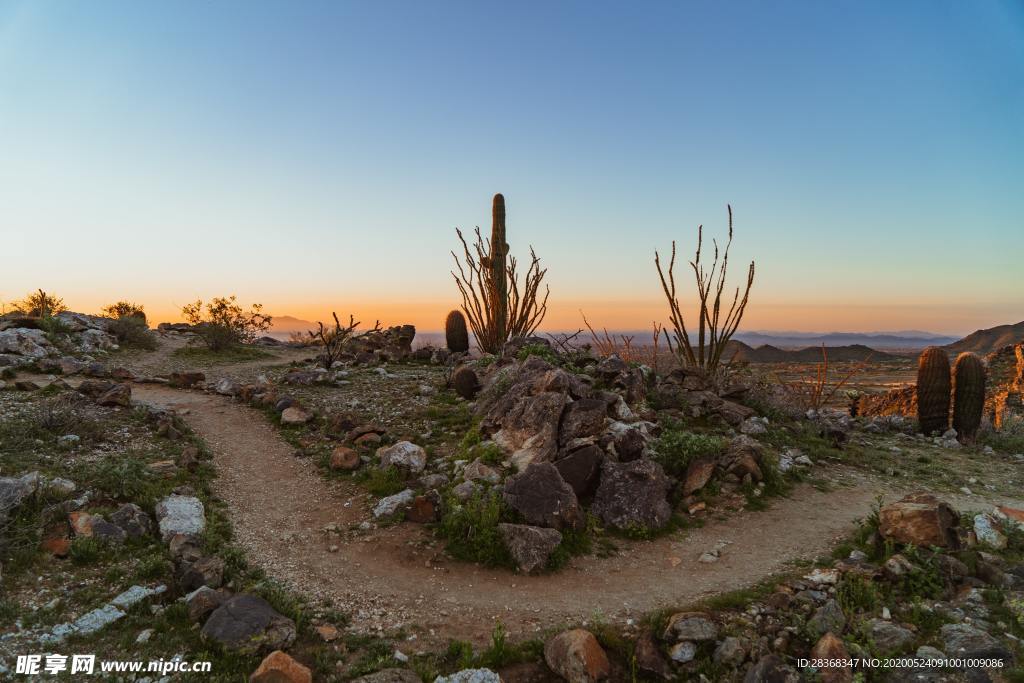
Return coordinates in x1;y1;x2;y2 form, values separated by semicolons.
131;384;903;646
117;332;309;380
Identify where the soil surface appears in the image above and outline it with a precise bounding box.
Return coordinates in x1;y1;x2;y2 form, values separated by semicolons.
23;336;1024;648
130;382;887;646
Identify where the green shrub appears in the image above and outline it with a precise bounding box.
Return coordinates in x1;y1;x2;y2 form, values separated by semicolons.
87;455;156;502
354;466;406;497
181;296;271;351
836;574;879;614
516;343;558;365
651;427;726;477
108;316;157;350
69;537;103;565
438;490;513;567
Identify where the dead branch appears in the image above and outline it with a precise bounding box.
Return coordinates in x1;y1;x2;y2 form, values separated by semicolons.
308;312;382;369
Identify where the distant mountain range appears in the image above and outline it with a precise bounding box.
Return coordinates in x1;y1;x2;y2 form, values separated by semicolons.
943;321;1024;356
732;331;958;350
267;315;317;340
724;341;897;363
263;315;1024;358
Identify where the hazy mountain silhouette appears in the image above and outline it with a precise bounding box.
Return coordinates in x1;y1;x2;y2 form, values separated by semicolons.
944;321;1024;356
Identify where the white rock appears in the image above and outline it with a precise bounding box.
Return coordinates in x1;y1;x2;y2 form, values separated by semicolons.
377;441;427;473
669;641;697;663
111;584;167;609
973;513;1007;549
740;417;767;435
154;495;205;541
434;669;502;683
0;328;52;358
373;489;415;518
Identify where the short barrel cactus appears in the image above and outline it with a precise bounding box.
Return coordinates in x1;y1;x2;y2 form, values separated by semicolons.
952;352;985;442
917;346;951;436
445;310;469;353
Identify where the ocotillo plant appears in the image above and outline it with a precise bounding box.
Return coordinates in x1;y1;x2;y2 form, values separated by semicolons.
917;346;951;435
451;193;549;353
655;205;755;375
952;352;985;442
445;310;469;353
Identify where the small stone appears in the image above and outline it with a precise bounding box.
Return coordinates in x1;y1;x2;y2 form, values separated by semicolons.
250;650;312;683
810;632;851;683
498;523;562;573
973;513;1008;549
865;618;914;654
462;459;501;484
713;636;747;667
155;495;205;541
316;623;340;642
202;594;296;653
433;669;502;683
373;489;415;518
544;629;610;682
806;600;846;640
377;441;427;474
329;446;361;471
281;406;313;425
663;612;718;642
668;641;697;663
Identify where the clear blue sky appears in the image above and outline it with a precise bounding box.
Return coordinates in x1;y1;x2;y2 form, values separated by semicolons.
1;1;1021;333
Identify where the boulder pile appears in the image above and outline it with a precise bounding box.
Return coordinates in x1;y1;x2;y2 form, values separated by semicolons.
0;311;120;368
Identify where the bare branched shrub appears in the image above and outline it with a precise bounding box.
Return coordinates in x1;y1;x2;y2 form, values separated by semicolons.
14;289;67;317
777;346;873;411
581;310;635;361
544;329;583;355
655;205;754;374
452;228;549;353
307;312;381;369
181;296;271;351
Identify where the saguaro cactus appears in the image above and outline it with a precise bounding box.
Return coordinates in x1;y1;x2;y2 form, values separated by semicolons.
490;193;509;344
952;352;985;441
451;193;549;353
445;310;469;353
917;346;951;435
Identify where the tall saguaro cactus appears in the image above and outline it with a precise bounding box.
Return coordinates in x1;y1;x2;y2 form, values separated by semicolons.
451;193;549;353
952;352;986;442
490;193;509;344
917;346;951;436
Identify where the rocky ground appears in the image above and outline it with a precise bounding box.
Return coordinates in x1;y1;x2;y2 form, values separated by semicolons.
2;314;1023;681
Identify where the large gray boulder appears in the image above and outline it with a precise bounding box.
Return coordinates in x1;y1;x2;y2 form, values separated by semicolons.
558;398;607;446
554;445;604;498
492;392;570;471
0;328;51;358
502;462;584;531
201;594;296;653
592;459;672;533
941;623;1013;661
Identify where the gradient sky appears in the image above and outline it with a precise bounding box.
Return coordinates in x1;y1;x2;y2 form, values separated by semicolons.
1;1;1022;334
